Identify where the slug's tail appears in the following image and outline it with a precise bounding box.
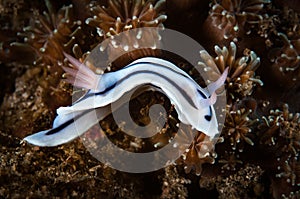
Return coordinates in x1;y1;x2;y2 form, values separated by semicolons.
24;106;111;147
63;53;100;90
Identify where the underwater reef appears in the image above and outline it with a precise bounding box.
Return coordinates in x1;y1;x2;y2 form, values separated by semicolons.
0;0;300;198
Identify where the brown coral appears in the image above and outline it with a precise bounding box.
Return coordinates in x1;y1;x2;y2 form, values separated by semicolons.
256;5;300;47
0;0;28;30
218;151;243;171
280;7;300;40
276;157;300;187
257;104;300;195
11;2;84;66
259;104;300;157
85;0;167;64
269;33;300;74
222;102;258;150
208;0;270;40
199;41;263;103
86;0;167;38
179;132;220;176
0;0;42;64
253;5;300;90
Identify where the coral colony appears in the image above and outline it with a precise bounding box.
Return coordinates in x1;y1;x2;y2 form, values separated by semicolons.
0;0;299;198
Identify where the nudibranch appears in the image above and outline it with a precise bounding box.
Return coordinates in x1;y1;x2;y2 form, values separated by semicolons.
24;54;228;146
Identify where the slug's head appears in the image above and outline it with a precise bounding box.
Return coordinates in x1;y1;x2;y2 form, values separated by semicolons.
195;67;228;138
195;96;219;138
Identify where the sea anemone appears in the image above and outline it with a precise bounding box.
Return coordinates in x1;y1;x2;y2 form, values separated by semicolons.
207;0;270;41
199;41;263;103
